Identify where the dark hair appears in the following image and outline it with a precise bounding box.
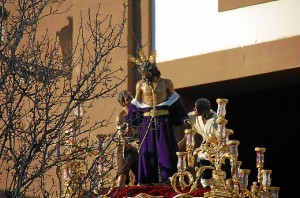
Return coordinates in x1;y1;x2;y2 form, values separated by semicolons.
195;98;211;113
138;61;161;78
117;90;131;106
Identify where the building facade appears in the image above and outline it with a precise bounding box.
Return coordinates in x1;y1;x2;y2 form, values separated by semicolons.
1;0;299;197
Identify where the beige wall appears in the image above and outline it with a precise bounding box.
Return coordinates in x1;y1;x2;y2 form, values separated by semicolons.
1;1;131;196
72;1;130;134
158;35;300;89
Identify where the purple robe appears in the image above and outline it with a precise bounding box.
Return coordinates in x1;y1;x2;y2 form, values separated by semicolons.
125;92;189;184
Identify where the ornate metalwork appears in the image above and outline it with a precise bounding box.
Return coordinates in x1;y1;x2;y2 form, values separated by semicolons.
170;98;280;198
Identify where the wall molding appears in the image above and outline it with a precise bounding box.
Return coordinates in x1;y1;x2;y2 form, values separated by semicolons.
218;0;276;12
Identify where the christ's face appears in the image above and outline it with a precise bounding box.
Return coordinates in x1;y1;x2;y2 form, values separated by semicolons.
141;70;153;82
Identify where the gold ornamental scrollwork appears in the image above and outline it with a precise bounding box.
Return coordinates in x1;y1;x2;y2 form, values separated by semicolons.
169;98;280;198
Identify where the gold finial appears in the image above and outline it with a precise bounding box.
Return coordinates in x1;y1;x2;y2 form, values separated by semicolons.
148;51;157;64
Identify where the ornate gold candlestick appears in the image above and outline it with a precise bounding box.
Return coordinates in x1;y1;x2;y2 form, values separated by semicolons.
61;131;88;198
170;151;214;197
185;129;197;168
92;134;117;197
59;104;88;198
170;98;280;198
255;147;265;187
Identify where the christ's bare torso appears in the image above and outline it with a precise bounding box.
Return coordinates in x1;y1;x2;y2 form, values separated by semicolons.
135;77;175;106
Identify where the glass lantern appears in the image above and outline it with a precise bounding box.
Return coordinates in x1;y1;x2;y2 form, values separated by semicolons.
216;98;228;118
228;140;240;159
233;160;242;179
224;128;234;145
216;117;228;140
185;129;196;150
239;169;251;190
262;169;272;190
176;152;187;172
255;147;266;168
270;186;280;198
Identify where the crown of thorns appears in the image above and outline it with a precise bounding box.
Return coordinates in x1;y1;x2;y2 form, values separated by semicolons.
128;49;157;66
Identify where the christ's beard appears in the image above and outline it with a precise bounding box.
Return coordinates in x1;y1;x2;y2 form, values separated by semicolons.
144;77;153;85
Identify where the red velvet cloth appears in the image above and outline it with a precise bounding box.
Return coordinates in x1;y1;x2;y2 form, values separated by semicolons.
104;185;209;198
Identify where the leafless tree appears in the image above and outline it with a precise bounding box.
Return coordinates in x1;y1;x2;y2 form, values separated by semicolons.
0;0;131;197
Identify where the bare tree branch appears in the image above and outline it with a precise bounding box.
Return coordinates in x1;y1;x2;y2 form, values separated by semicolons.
0;1;131;197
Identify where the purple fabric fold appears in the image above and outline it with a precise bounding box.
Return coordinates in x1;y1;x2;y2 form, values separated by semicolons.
125;95;189;184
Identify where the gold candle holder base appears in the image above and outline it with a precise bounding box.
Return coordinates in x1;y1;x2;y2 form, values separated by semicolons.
204;189;232;198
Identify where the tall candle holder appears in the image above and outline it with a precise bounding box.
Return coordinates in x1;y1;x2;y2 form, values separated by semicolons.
61;129;88;198
170;98;280;198
92;134;117;197
255;147;265;187
185;129;197;167
93;129;137;198
170;151;214;197
59;104;89;198
58;104;141;197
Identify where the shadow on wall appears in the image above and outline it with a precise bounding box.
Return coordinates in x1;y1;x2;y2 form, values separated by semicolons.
56;16;73;79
